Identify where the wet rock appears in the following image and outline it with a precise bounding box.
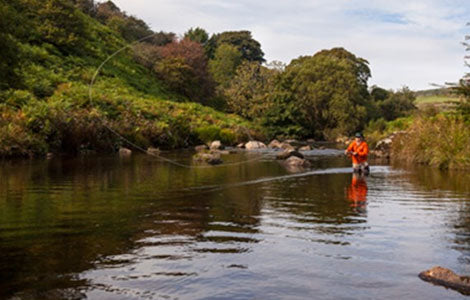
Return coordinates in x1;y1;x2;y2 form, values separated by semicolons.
336;136;352;145
245;141;267;150
236;143;245;149
307;138;315;143
372;131;406;158
284;156;311;168
279;142;296;151
46;152;54;160
419;266;470;295
193;152;223;165
119;147;132;157
299;145;312;151
276;150;304;160
268;139;282;149
195;145;208;152
210;140;224;150
147;147;160;156
211;149;230;155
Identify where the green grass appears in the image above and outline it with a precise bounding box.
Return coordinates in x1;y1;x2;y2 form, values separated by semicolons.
0;2;262;158
415;95;457;104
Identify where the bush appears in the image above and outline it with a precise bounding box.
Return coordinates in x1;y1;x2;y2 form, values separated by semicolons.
392;114;470;169
195;125;221;144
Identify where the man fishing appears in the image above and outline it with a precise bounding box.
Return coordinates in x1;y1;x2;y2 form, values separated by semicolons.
345;132;370;175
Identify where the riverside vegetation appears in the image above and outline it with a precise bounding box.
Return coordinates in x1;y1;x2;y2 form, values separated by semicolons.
1;0;469;169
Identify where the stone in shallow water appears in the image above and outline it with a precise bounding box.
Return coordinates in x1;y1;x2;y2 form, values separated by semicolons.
419;266;470;295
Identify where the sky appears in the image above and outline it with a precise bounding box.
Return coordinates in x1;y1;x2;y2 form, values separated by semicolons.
103;0;470;91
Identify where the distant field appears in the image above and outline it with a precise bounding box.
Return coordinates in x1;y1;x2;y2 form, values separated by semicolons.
415;95;457;104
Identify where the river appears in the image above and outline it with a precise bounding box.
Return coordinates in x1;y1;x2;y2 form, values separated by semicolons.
1;149;470;299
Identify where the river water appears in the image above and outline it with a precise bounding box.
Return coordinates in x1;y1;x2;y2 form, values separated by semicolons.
1;149;470;299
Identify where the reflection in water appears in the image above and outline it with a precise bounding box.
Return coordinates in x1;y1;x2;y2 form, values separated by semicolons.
347;173;368;212
1;153;470;299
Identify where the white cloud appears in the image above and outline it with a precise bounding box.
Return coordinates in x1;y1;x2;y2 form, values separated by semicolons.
103;0;470;90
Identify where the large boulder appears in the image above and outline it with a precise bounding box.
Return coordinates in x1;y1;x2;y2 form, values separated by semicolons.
276;150;304;160
210;140;224;150
245;141;267;150
279;142;296;151
372;131;406;158
419;266;470;295
268;139;282;149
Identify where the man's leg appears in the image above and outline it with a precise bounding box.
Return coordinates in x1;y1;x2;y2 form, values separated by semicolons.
353;163;361;173
361;162;370;175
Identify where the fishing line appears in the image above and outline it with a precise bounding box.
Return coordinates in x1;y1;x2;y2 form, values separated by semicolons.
88;33;270;169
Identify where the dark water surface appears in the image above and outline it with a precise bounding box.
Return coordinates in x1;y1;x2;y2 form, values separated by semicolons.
1;150;470;299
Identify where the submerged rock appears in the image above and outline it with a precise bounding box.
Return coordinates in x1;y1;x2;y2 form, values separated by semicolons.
147;147;160;156
419;266;470;295
284;156;311;168
245;141;267;150
276;150;304;160
193;152;223;165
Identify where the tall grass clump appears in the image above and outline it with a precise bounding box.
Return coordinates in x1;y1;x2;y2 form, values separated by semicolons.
391;114;470;169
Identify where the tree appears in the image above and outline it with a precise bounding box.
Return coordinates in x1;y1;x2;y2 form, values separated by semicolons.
0;0;21;90
209;43;242;87
156;38;213;102
207;31;265;62
71;0;96;16
370;85;390;102
184;27;209;45
281;48;371;139
224;61;278;119
379;87;416;121
146;31;175;46
107;14;153;41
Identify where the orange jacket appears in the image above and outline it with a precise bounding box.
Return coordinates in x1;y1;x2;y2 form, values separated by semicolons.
346;141;369;164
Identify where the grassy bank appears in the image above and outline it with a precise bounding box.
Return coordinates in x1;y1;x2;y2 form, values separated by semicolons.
0;1;262;158
391;114;470;169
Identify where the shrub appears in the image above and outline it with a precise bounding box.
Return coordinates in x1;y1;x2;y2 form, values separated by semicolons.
392;114;470;169
194;125;221;144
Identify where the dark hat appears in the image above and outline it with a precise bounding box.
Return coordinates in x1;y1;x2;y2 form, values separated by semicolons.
355;132;364;138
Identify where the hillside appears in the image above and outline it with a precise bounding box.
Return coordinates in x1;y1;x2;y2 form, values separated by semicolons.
0;0;261;157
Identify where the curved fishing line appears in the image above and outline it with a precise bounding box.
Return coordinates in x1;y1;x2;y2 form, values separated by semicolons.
88;34;269;169
184;165;393;194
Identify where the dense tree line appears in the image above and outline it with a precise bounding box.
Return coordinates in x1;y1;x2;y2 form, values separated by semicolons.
0;0;417;141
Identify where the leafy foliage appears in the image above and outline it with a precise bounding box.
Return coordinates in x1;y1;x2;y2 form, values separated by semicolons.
156;38;214;103
378;87;416;121
207;31;265;62
280;48;370;139
184;27;209;45
209;43;243;87
224;62;278;119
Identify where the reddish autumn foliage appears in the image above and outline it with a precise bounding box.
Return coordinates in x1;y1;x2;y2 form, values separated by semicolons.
157;38;214;102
